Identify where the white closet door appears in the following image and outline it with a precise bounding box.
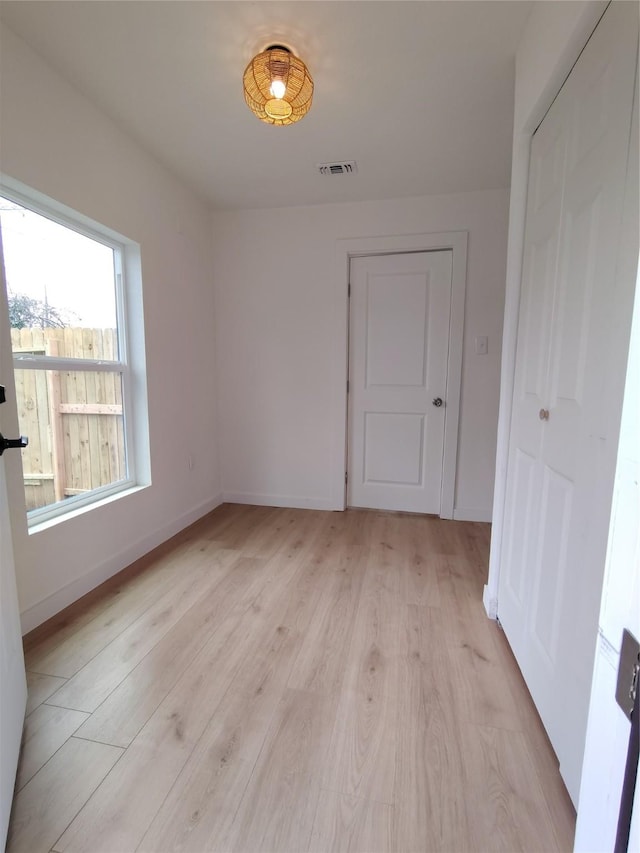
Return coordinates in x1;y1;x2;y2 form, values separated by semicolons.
498;1;638;806
347;251;452;513
498;88;568;662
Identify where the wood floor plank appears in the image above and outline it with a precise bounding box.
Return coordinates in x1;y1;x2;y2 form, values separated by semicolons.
287;513;368;695
204;503;279;551
140;755;254;853
456;520;493;582
432;517;469;556
322;515;403;805
394;605;471;852
227;688;336;853
25;672;67;716
438;555;504;659
235;505;302;558
439;571;525;733
177;503;275;554
16;704;89;791
459;722;563;852
446;639;523;732
532;763;576;852
6;737;123;853
395;515;443;607
489;624;577;850
75;555;268;747
189;501;254;541
309;790;395;853
12;505;574;853
47;546;240;712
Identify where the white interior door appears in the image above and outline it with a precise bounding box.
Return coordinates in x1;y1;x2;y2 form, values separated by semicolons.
498;1;638;806
0;236;27;848
347;250;452;513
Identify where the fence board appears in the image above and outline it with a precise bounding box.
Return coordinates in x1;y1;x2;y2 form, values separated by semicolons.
46;339;66;503
10;327;125;511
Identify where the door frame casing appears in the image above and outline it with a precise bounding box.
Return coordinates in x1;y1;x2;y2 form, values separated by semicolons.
331;231;468;518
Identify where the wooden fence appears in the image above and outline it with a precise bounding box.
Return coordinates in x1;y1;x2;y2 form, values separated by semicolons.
11;327;126;511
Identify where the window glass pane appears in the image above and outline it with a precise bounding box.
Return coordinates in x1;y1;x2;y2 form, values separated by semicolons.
14;369;127;512
0;198;118;357
11;326;119;360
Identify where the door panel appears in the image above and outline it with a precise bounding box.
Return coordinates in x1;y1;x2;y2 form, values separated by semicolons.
0;233;27;849
498;1;638;806
531;465;573;665
348;251;452;513
522;235;558;401
550;188;601;408
364;412;424;486
503;448;536;609
365;274;427;387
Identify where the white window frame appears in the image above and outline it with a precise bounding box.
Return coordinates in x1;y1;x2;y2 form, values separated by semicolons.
0;180;148;527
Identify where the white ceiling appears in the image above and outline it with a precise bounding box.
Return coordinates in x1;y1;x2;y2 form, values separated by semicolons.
0;1;533;211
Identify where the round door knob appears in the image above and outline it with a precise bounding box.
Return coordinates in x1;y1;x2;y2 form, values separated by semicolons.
432;397;443;408
539;408;550;421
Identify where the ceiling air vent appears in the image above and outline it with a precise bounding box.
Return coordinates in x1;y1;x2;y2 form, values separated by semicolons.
317;161;358;176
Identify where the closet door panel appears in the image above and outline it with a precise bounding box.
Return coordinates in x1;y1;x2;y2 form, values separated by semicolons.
498;1;638;806
497;81;567;661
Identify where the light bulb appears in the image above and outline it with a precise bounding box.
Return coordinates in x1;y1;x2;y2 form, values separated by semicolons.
269;79;286;99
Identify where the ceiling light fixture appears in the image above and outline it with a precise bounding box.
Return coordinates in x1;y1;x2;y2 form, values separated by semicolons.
243;45;313;126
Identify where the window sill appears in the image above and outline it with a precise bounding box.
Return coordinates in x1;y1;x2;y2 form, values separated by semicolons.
28;483;150;535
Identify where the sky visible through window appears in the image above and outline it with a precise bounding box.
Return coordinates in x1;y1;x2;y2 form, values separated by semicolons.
0;198;117;329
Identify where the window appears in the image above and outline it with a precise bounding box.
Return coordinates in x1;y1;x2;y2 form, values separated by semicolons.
0;185;148;526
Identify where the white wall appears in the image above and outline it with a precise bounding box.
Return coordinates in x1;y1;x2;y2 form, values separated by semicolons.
0;25;221;631
484;0;607;617
213;189;509;519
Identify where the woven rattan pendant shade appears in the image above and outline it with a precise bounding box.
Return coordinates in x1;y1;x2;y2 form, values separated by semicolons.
243;46;313;126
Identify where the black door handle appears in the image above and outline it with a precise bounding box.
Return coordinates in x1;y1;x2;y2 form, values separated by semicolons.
0;432;28;456
615;678;639;853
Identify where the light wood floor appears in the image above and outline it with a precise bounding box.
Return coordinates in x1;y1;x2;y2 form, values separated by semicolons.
8;504;575;853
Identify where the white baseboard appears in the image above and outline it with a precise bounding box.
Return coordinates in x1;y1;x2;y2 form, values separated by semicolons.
223;492;337;511
453;507;492;523
20;493;224;634
483;584;498;620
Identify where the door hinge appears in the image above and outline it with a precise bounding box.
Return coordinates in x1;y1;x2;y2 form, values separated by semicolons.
348;282;351;298
345;471;348;484
346;379;350;394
